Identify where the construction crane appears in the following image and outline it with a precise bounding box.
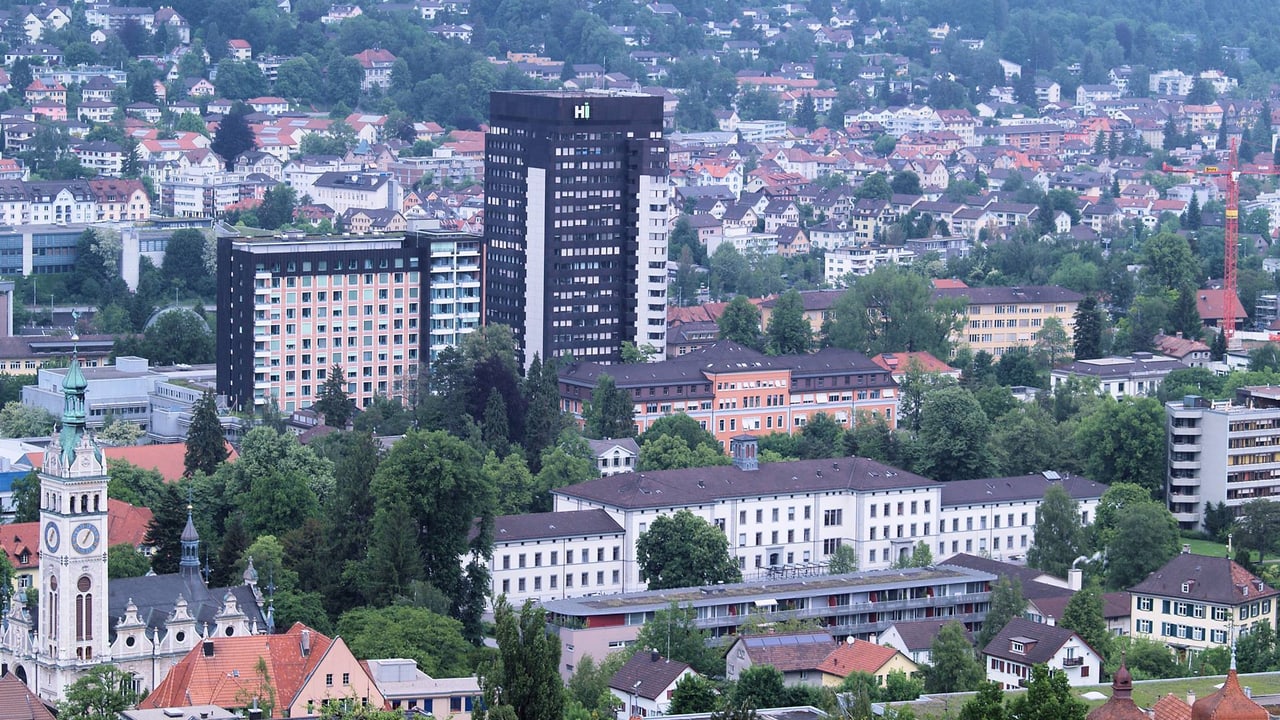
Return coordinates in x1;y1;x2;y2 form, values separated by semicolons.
1162;138;1280;349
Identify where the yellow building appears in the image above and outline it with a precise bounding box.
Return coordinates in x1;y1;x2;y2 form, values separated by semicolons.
817;638;919;687
1128;551;1278;656
932;285;1082;358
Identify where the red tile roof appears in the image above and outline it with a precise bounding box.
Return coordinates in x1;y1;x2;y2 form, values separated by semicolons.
871;351;957;376
734;631;835;673
107;497;154;547
932;279;969;289
104;443;238;483
816;639;903;678
1152;694;1192;720
0;673;55;720
142;623;332;712
1194;288;1247;323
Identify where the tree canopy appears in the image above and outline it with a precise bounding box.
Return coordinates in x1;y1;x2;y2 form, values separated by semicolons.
636;509;741;590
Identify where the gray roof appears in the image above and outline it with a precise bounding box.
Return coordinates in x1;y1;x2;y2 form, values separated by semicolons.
493;509;624;543
109;571;266;633
940;472;1106;507
982;616;1082;664
1053;354;1183;378
887;618;972;651
931;285;1083;305
941;553;1073;600
609;652;691;700
588;437;639;456
1127;553;1279;605
555;455;935;511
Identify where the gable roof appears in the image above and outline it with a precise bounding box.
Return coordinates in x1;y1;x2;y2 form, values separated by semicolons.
493;509;624;543
885;619;971;651
105;443;238;483
107;497;154;547
816;639;905;678
141;623;335;710
0;673;55;720
608;652;692;700
1152;694;1192;720
733;631;835;672
1193;288;1247;322
940;473;1106;507
982;616;1083;665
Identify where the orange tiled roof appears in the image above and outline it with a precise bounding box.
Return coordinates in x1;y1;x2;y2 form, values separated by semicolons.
1152;694;1192;720
104;442;239;483
816;639;902;678
107;497;154;547
1194;288;1247;323
871;351;956;376
142;623;333;711
932;279;969;289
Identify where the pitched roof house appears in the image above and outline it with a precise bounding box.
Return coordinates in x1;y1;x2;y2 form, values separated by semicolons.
608;651;695;719
982;617;1102;688
815;639;918;687
726;631;836;686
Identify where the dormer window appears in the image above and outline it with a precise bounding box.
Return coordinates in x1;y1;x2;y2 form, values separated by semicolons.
1010;641;1024;655
1182;582;1191;593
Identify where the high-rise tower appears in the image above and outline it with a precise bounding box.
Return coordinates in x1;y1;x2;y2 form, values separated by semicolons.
484;91;670;367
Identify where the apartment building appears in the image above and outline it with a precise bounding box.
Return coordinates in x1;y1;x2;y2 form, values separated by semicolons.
1128;551;1278;656
484;90;669;367
216;229;481;411
485;509;626;612
932;285;1082;358
557;341;899;448
1166;387;1280;530
539;562;996;679
551;435;1104;589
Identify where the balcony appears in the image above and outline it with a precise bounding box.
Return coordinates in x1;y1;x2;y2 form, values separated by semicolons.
1062;657;1084;667
1169;459;1201;470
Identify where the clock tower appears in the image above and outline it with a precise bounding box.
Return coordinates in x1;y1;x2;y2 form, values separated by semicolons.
36;344;110;700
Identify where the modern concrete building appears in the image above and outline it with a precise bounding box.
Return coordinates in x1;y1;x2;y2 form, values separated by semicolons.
484;90;670;367
216;228;481;411
1165;387;1280;529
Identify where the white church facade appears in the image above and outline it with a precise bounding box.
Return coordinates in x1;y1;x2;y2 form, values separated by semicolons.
0;350;269;703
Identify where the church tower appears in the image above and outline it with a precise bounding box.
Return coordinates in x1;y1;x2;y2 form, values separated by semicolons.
36;345;111;700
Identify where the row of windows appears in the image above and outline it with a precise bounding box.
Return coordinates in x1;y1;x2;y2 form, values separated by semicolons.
500;570;618;594
500;546;619;570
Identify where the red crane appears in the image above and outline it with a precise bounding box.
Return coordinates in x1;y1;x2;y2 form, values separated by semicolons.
1161;138;1280;348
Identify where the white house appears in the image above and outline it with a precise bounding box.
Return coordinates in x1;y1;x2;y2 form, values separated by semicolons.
588;437;639;477
608;651;695;719
486;509;626;612
982;617;1102;688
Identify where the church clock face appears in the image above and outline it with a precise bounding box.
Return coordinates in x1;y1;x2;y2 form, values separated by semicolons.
71;523;100;554
44;521;60;553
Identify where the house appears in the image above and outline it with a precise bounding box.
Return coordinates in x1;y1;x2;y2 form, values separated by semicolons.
226;39;252;61
1050;352;1184;399
587;437;639;476
726;631;836;686
339;207;407;234
1194;288;1247;331
870;352;961;383
364;658;480;720
354;48;397;90
816;639;918;687
982;617;1102;688
1128;551;1278;656
141;623;383;716
608;651;695;720
1153;333;1213;367
932;285;1083;358
880;619;972;666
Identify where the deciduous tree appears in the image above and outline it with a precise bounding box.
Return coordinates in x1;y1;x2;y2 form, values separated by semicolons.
1059;580;1111;661
480;599;563;720
1005;664;1086;720
58;665;139;720
1073;397;1166;495
976;576;1026;651
210;102;256;170
583;375;635;439
635;603;723;676
915;386;993;481
336;605;473;677
670;674;719;714
107;543;150;579
718;294;763;348
637;509;741;589
765;289;813;355
826;266;964;359
925;621;984;693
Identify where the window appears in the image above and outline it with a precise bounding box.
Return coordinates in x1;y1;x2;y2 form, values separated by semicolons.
772;508;779;522
326;674;334;686
342;673;350;685
1136;619;1153;633
869;549;877;563
823;509;843;526
1137;597;1153;611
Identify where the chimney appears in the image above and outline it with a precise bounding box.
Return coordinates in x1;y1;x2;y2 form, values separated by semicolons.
1187;690;1196;706
248;709;264;720
651;649;660;662
301;629;312;657
1068;568;1083;592
202;639;214;657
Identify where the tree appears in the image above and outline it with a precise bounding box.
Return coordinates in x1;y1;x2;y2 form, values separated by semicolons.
1072;296;1104;360
1141;232;1199;292
958;682;1007;720
915;387;993;481
826;266;964;359
1105;503;1181;590
827;543;858;574
107;543;150;579
1034;316;1071;366
97;417;144;446
567;654;626;718
891;541;933;568
641;413;722;455
1091;482;1156;549
1059;580;1111;662
1027;484;1085;578
976;576;1026;651
891;170;922;195
161;229;213;296
670;674;719;714
718;294;763;348
583;375;635;439
765;289;813;355
1110;636;1178;679
210;102;256;170
353;395;411;436
480;599;563;720
314;365;353;427
1073;397;1166;495
1006;665;1087;720
1236;499;1280;561
995;346;1042;387
925;621;985;693
635;603;723;676
637;434;731;471
732;665;788;710
185;391;228;477
485;451;536;516
114;309;214;365
637;509;741;590
336;605;473;677
58;665;140;720
482;389;511;453
1170;285;1203;340
256;184;298;229
794;94;817;129
0;401;55;437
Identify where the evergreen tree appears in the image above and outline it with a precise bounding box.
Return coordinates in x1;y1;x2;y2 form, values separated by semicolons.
925;621;985;693
1059;580;1112;662
1170;284;1202;339
795;94;817;129
583;375;635;439
214;513;250;588
521;355;564;470
480;599;563;720
765;289;813;355
481;388;510;454
1027;484;1085;577
210;101;256;170
184;390;227;477
1163;118;1181;150
144;484;188;574
976;576;1026;651
1184;194;1202;229
1072;296;1104;360
314;365;353;427
1211;328;1227;360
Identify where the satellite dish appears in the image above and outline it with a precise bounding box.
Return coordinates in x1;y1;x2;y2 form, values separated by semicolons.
846;636;855;644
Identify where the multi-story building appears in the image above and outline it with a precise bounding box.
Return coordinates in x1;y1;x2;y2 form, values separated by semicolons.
1128;551;1277;657
484;90;669;367
539;561;996;679
933;285;1082;358
217;229;482;412
1050;352;1184;399
1165;387;1280;530
550;435;1104;589
557;341;900;448
485;509;626;612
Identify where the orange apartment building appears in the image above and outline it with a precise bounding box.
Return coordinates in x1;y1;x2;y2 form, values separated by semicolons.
558;341;898;447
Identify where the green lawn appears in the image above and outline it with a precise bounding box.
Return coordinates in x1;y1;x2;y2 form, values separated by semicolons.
1181;537;1232;559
